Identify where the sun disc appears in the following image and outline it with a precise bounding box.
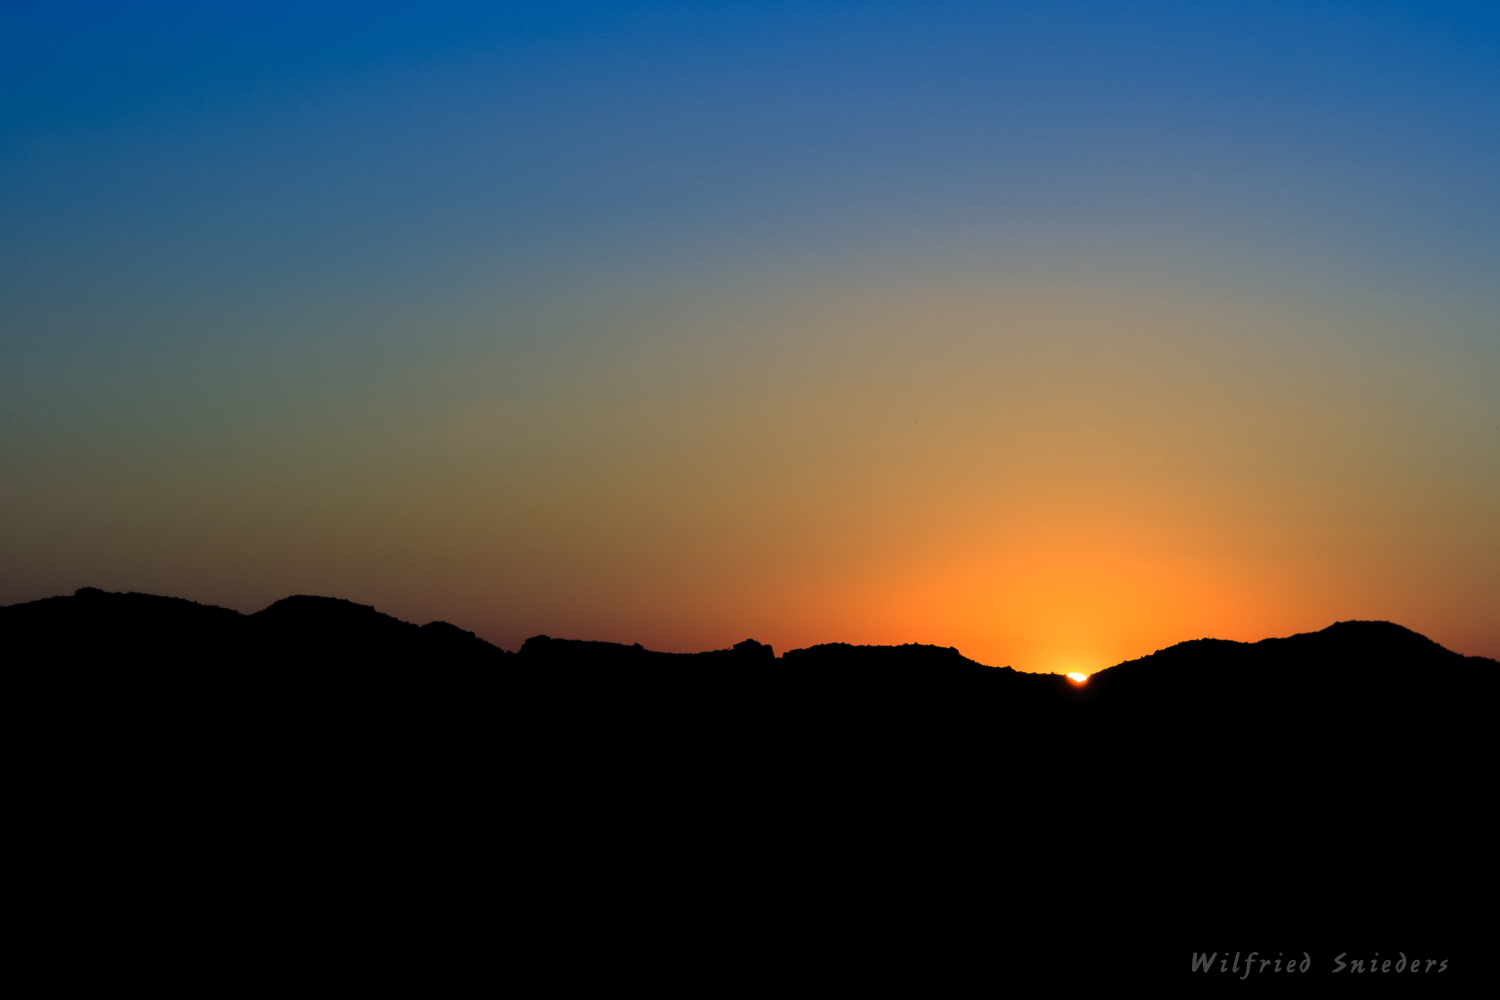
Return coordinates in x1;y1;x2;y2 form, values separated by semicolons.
1066;672;1088;683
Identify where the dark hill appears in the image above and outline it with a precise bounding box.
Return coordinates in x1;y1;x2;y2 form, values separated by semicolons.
5;588;1491;982
3;586;511;668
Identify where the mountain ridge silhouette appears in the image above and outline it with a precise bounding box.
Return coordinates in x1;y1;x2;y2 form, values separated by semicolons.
11;584;1488;673
6;586;1489;982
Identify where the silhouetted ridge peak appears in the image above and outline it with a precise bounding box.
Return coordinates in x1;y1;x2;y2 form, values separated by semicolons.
517;634;775;666
1287;619;1450;652
255;594;396;620
782;641;984;666
519;634;638;660
14;586;245;624
252;595;420;637
239;594;519;666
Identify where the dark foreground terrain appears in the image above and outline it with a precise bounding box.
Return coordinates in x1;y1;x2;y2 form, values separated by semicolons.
7;587;1492;985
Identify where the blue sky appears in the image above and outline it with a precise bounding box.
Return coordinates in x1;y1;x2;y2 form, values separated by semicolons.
3;2;1497;663
6;1;1496;304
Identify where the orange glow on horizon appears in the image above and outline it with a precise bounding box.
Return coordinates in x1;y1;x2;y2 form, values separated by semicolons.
9;281;1492;668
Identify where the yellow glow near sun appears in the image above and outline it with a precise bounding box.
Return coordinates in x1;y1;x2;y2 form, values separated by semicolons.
1066;672;1088;683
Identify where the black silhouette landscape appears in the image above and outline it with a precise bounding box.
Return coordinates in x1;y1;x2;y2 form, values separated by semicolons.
8;587;1490;981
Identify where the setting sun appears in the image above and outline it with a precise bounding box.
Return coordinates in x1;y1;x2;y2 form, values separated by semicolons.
1067;673;1088;684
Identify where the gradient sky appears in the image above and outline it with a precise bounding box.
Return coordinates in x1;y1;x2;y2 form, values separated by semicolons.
3;1;1497;670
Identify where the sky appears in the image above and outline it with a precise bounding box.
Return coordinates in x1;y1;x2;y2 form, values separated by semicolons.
3;1;1497;670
